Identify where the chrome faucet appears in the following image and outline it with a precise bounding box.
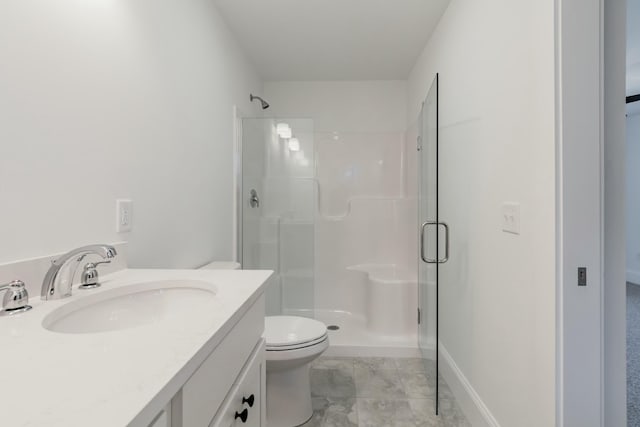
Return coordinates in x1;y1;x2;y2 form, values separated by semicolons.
1;280;32;315
41;244;117;300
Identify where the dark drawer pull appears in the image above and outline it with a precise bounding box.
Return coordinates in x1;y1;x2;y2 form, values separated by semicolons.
242;394;255;408
235;408;248;423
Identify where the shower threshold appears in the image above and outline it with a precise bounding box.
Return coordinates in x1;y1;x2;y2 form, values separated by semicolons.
283;308;420;358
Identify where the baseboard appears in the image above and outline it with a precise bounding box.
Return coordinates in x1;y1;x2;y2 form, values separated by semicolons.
627;269;640;285
439;344;500;427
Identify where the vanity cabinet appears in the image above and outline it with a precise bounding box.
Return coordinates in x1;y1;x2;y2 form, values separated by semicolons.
169;296;266;427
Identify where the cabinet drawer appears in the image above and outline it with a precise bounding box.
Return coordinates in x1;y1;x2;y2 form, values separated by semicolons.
182;296;265;427
210;339;265;427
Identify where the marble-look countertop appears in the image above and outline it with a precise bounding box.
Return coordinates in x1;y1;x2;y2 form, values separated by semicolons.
0;268;271;427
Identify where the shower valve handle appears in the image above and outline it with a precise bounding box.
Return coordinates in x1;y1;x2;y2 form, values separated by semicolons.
249;189;260;208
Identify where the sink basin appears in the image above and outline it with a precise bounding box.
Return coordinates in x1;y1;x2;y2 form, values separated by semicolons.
42;280;218;334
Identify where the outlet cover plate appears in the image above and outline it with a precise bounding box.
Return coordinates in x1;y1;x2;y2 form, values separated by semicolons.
116;199;133;233
502;202;520;234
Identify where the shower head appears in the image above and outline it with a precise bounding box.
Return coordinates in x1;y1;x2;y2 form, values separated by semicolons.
250;94;270;110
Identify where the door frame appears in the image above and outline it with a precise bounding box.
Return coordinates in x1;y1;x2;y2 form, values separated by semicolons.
556;0;627;425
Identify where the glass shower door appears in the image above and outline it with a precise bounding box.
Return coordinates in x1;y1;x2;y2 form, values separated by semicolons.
240;118;316;318
418;74;440;413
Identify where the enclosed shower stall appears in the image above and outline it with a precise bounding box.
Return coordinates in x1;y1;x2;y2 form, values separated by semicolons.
239;117;421;353
238;75;449;415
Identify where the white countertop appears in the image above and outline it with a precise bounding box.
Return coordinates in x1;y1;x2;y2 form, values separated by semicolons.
0;268;272;427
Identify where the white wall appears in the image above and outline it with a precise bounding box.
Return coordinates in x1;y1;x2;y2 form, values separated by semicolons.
407;0;556;425
0;0;263;268
628;114;640;284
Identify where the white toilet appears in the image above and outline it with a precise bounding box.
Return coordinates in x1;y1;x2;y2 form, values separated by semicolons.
264;316;329;427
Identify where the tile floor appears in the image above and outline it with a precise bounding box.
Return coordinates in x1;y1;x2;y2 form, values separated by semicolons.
301;356;471;427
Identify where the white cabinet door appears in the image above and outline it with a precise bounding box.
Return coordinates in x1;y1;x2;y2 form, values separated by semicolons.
148;404;171;427
210;340;265;427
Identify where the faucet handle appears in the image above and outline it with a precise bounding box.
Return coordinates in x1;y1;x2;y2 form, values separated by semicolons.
0;280;32;315
79;261;111;289
91;261;111;267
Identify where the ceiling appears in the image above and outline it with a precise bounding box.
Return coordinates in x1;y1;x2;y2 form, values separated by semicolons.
213;0;451;81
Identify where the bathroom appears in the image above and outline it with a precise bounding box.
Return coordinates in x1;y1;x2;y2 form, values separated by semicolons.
0;0;629;426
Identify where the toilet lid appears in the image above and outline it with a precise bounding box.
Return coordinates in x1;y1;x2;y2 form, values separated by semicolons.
265;316;328;348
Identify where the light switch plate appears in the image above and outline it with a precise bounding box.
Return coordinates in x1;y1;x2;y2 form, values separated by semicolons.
116;199;133;233
502;202;520;234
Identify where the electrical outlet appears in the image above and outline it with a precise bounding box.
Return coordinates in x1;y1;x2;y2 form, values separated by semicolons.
502;202;520;234
116;199;133;233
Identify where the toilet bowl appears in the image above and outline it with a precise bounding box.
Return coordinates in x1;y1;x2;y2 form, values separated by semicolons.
265;316;329;427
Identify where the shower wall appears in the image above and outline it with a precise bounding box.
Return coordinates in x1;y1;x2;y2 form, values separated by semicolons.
314;132;414;309
265;81;419;351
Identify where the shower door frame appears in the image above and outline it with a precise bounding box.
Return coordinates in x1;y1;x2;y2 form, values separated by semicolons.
418;73;441;415
233;106;244;266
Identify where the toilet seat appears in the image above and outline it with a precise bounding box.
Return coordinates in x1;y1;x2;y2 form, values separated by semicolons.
265;335;329;363
265;316;328;351
266;334;328;351
265;315;328;347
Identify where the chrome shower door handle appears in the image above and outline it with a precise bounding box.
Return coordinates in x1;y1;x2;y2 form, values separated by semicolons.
420;221;450;264
249;189;260;208
421;221;438;263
